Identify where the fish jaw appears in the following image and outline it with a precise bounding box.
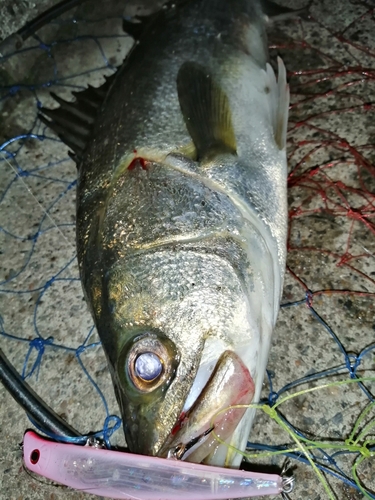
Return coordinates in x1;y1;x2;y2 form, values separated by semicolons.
160;350;255;466
113;347;255;464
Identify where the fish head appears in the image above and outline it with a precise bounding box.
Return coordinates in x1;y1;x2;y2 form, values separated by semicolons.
98;248;259;467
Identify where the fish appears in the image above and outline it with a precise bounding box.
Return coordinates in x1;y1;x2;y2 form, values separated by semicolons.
40;0;290;468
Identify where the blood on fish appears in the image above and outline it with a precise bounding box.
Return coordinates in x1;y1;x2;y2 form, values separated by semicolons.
128;156;148;170
171;411;187;436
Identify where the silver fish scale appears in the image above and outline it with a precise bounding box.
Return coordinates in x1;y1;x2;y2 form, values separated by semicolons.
101;161;244;251
201;149;287;274
109;250;247;344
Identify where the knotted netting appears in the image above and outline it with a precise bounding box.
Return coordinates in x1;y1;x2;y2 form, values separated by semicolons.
0;0;374;498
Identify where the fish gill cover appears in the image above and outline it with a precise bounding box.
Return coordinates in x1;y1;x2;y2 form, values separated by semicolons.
0;0;374;499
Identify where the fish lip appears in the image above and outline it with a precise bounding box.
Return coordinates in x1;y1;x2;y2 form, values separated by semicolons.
158;350;255;464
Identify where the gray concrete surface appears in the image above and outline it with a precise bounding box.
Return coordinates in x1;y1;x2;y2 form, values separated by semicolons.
0;0;59;42
0;0;374;499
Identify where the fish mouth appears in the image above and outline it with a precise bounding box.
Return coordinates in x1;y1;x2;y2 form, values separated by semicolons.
159;350;255;466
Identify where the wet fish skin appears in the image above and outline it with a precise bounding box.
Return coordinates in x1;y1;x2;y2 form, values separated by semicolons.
61;0;289;467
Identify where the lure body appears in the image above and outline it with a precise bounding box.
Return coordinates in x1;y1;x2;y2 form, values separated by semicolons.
23;431;284;499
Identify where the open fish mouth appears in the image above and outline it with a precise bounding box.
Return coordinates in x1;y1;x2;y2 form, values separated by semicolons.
159;350;255;466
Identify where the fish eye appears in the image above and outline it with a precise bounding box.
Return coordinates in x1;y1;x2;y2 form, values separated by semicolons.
120;332;179;393
134;352;163;382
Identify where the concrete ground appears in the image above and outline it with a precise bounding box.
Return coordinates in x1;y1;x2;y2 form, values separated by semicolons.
0;0;374;499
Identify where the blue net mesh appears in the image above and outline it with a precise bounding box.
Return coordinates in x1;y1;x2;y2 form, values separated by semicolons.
0;1;374;498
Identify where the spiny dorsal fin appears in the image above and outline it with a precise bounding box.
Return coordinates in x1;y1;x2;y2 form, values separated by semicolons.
177;62;237;161
38;71;117;162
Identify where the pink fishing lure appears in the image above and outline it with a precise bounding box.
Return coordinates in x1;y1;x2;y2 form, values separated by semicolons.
23;431;286;499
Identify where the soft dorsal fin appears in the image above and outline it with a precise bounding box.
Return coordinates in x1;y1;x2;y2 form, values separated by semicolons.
38;72;117;162
264;57;289;150
177;62;237;161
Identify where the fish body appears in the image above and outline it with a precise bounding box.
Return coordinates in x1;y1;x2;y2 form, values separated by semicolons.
42;0;289;468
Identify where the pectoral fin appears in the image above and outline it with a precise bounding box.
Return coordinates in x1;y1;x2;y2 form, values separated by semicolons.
177;62;237;161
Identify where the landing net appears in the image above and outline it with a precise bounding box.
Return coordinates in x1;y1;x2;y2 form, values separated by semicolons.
0;1;374;498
